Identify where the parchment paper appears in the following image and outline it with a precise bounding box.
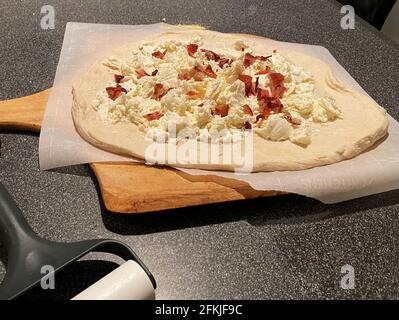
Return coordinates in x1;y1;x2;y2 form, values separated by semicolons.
39;22;399;203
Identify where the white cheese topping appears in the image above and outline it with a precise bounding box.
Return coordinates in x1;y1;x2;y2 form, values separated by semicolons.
93;38;342;146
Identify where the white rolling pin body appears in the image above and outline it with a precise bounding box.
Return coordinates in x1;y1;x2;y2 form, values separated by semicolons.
72;260;155;300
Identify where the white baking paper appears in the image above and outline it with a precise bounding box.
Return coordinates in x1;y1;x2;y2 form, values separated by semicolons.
39;22;399;203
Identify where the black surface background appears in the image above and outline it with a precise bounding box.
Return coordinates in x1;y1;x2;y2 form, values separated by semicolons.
0;0;398;299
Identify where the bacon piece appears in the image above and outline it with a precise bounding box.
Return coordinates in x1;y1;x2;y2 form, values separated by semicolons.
242;104;253;116
197;103;204;108
152;50;166;59
192;66;206;81
272;85;287;99
259;98;283;115
186;90;197;96
269;72;285;85
186;44;198;57
283;112;302;126
271;99;284;114
214;104;229;117
135;69;149;79
151;69;158;76
179;65;217;81
257;55;272;62
257;99;267;116
193;64;217;80
105;84;127;100
268;72;286;98
201;49;220;61
257;88;270;99
254;93;277;127
178;71;191;80
186;90;199;97
244;122;252;130
238;74;255;96
243;53;272;68
255;70;269;75
151;83;171;101
218;58;231;68
257;87;283;116
114;74;124;83
203;64;217;79
258;97;283;115
243;53;256;68
144;111;164;121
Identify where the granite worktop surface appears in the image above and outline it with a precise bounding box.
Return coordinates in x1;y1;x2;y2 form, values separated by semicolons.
0;0;398;299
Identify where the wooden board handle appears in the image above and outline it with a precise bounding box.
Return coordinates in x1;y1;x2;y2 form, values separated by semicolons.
0;89;49;132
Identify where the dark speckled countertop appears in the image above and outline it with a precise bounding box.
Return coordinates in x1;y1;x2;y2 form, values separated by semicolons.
0;0;398;299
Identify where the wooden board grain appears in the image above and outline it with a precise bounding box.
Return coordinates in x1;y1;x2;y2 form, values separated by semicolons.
90;162;281;213
0;90;281;214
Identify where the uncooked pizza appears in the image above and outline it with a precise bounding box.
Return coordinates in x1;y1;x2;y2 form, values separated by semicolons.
72;27;388;172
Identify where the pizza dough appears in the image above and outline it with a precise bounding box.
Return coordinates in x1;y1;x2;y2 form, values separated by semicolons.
72;28;389;172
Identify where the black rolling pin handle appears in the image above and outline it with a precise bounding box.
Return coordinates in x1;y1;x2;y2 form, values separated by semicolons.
0;182;36;251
